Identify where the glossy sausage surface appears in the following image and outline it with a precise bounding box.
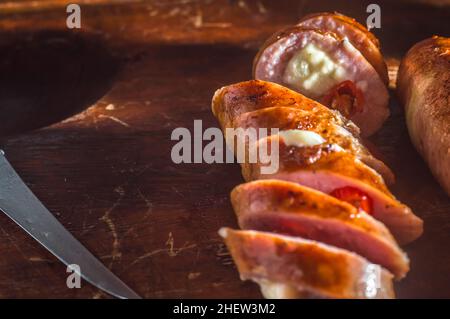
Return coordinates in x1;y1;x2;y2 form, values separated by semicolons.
397;36;450;196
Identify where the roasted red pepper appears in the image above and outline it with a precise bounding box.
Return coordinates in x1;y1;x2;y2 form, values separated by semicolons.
321;80;365;118
329;186;373;214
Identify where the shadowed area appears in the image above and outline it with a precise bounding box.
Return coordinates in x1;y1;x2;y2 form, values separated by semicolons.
0;30;122;137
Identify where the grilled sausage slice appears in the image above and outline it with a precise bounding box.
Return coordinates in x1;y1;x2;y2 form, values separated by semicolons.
397;36;450;196
212;80;394;183
296;12;389;84
253;26;389;136
231;106;395;184
231;180;409;278
241;135;423;245
219;228;395;299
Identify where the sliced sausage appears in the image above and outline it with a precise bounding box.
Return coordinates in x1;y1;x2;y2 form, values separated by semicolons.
242;135;423;244
231;180;409;278
219;228;395;299
231;106;395;184
212;80;394;183
253;27;389;136
296;12;389;84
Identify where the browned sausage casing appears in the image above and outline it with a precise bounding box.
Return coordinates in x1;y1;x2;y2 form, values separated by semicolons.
397;36;450;196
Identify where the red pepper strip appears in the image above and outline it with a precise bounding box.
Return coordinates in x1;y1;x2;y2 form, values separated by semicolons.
321;80;365;118
329;186;373;215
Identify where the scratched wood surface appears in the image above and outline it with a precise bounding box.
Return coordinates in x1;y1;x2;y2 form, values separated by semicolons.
0;0;449;298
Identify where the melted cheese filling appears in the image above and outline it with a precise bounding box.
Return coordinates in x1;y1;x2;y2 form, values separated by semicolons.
283;43;346;96
278;130;325;147
258;280;302;299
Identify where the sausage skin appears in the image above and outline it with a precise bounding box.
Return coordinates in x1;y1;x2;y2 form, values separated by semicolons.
397;36;450;196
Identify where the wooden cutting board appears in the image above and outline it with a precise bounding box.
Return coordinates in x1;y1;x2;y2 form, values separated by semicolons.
0;0;448;298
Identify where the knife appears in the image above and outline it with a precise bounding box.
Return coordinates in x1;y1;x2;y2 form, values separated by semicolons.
0;150;141;299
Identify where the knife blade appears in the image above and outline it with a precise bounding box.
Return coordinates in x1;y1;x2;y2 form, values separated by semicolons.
0;150;141;299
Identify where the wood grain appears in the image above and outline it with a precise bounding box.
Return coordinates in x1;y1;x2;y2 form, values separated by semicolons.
0;0;448;298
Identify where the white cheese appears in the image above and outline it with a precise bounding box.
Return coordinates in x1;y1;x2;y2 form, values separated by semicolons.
278;130;325;147
333;124;353;137
218;227;228;238
283;43;347;96
258;280;302;299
